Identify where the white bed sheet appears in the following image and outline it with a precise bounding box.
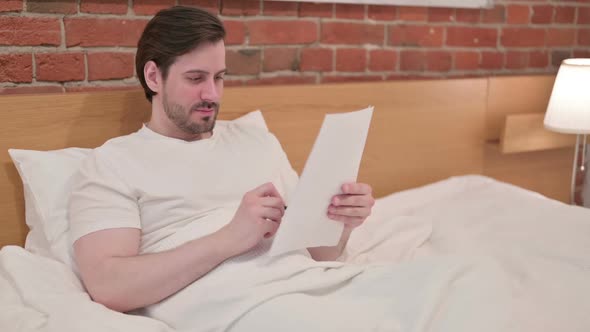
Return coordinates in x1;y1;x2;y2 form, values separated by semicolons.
1;175;589;332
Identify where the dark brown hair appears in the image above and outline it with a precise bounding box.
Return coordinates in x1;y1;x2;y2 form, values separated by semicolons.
136;6;226;102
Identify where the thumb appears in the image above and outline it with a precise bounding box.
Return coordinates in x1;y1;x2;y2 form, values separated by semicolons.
263;219;280;238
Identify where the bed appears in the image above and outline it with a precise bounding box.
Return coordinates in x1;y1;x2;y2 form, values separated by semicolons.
1;76;589;331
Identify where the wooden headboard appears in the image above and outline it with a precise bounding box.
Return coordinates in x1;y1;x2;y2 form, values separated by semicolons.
0;75;571;248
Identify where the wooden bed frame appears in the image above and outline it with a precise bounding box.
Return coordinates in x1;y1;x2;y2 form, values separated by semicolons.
0;75;572;248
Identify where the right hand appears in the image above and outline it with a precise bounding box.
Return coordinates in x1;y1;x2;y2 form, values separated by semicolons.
221;182;285;255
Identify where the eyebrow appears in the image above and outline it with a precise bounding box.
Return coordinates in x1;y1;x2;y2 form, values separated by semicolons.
184;69;227;76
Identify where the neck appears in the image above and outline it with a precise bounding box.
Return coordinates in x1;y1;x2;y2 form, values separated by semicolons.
145;120;212;142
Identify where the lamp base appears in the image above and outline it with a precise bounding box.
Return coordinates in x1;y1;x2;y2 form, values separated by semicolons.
572;134;588;205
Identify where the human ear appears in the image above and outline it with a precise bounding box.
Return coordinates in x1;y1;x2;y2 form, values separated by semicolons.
144;60;162;94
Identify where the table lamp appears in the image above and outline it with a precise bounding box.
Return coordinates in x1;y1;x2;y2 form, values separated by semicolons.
544;58;590;205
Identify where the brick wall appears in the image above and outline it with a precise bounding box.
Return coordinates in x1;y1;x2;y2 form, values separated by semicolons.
0;0;589;94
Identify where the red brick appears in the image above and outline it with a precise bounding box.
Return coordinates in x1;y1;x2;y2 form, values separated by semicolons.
81;0;127;14
65;18;148;47
336;48;366;72
480;51;504;70
36;53;85;82
400;50;426;71
481;5;505;23
389;25;443;47
552;50;572;68
426;51;452;72
501;28;546;47
224;20;246;45
0;0;22;12
321;22;383;45
368;5;396;21
399;6;427;21
531;5;553;24
579;29;590;46
263;2;298;16
221;0;260;16
579;7;590;24
0;17;61;46
246;76;316;86
299;3;332;18
226;49;260;75
454;51;479;70
386;74;441;81
133;0;175;15
369;50;397;71
507;5;530;24
27;0;76;14
547;28;576;47
506;51;527;69
554;6;575;24
300;48;332;72
65;85;140;93
0;85;63;95
263;48;298;72
447;27;497;47
529;51;549;68
87;52;134;81
335;4;365;19
456;8;480;23
178;0;219;14
248;20;317;45
574;50;590;58
0;54;32;83
428;7;455;22
322;75;382;84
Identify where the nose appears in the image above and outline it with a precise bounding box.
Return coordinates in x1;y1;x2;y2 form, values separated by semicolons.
200;77;220;102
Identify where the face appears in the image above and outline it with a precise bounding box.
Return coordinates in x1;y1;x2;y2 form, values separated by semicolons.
153;40;226;140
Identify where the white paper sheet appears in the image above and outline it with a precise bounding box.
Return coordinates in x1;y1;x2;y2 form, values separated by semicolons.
268;107;374;256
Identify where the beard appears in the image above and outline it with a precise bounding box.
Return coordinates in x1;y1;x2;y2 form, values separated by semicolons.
162;92;219;136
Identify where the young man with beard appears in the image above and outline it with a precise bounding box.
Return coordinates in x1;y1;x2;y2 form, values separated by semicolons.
68;5;375;320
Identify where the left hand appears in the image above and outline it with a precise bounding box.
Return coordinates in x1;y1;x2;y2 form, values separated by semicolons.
327;182;375;230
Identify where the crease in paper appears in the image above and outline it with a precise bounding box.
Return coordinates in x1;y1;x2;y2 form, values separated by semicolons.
269;106;374;256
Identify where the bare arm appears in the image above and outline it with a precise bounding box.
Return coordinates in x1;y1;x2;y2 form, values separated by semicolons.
307;226;353;261
74;182;285;312
74;227;242;313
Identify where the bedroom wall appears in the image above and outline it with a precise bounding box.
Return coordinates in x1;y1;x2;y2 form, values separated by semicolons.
0;0;588;94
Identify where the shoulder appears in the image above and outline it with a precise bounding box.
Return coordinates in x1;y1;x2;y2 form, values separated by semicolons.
78;131;141;174
219;111;276;144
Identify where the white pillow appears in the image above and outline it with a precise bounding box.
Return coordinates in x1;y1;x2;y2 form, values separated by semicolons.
8;148;92;267
8;110;273;267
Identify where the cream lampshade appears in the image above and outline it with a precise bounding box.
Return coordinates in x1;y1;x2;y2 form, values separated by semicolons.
544;58;590;204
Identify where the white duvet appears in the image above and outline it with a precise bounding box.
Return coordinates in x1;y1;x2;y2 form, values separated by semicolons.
2;175;590;332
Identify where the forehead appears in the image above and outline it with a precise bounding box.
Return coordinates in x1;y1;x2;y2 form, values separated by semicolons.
170;40;226;73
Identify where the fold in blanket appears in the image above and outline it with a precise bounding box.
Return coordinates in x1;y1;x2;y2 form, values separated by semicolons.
1;176;590;332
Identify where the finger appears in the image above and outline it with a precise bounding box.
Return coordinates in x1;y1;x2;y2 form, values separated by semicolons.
263;219;280;238
341;183;372;195
327;213;365;227
260;197;286;213
260;206;283;222
332;194;375;207
252;182;284;200
327;205;371;218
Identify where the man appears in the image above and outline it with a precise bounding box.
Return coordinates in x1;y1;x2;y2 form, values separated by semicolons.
69;5;375;321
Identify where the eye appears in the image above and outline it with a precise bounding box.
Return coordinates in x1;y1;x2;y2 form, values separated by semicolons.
215;75;224;81
187;76;204;82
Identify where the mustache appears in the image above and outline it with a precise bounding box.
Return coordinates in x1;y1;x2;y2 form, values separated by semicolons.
192;101;219;111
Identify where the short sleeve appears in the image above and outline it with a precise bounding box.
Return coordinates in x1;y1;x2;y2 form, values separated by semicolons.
68;149;141;243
